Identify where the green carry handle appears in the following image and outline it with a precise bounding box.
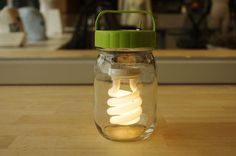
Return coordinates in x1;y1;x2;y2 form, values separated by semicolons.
95;10;156;31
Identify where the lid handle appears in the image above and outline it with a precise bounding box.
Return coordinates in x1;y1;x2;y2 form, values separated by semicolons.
95;10;156;32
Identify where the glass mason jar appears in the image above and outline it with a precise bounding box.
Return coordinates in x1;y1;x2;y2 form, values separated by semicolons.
94;10;157;141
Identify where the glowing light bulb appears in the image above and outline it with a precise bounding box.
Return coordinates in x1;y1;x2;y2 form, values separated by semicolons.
107;77;142;125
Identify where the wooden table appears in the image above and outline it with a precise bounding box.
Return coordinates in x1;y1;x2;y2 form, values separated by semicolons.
0;85;236;156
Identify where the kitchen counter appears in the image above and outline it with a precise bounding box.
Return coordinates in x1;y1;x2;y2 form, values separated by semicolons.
0;49;235;84
0;49;236;59
0;85;236;156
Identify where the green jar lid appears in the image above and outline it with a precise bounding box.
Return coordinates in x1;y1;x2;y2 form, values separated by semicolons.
95;10;156;49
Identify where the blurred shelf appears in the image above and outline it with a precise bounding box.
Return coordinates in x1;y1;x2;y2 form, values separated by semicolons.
0;33;71;52
0;49;235;84
0;49;235;60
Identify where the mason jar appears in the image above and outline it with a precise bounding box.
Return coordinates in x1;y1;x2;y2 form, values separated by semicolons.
94;10;157;141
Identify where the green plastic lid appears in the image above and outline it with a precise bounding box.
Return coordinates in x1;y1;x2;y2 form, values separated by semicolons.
95;10;156;49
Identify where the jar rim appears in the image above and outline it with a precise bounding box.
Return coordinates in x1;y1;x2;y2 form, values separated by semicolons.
98;48;153;53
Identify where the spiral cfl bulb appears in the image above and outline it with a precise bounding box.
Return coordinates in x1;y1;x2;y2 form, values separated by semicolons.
107;70;142;125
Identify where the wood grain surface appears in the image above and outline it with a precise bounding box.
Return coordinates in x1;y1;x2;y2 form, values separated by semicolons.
0;85;236;156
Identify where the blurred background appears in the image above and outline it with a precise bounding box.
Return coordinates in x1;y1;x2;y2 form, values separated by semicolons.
0;0;236;50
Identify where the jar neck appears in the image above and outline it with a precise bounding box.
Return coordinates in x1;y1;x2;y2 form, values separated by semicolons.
97;48;155;64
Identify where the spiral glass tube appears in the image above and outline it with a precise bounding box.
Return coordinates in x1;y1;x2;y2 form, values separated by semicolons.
107;76;142;125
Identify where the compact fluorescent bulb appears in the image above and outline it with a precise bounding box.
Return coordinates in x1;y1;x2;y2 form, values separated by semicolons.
107;68;142;125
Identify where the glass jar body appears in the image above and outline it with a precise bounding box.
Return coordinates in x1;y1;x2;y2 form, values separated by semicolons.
94;49;157;141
